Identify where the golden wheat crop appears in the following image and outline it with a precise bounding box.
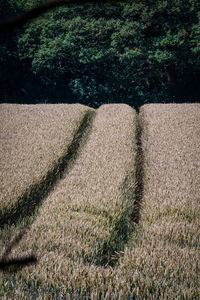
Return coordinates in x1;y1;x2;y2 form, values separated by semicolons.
0;104;93;215
1;103;199;299
1;104;137;298
115;104;200;299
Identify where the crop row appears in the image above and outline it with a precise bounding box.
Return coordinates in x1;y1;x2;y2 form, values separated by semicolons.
0;103;199;299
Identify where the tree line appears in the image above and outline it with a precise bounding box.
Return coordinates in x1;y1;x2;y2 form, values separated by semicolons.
0;0;200;108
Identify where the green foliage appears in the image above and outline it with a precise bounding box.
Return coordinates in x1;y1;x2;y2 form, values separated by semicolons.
1;0;200;106
0;0;22;101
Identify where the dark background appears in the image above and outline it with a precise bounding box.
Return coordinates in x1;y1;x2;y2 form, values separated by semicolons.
1;0;200;109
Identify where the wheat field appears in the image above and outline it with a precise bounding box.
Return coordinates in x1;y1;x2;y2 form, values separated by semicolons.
0;103;199;299
115;104;200;299
0;104;94;218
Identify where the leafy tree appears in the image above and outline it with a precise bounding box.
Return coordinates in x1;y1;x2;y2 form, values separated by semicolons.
1;0;200;106
0;0;21;101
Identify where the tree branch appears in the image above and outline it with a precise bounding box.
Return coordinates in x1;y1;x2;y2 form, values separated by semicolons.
0;0;111;32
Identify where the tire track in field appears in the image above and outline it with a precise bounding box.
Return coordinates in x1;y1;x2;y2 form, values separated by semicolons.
0;106;145;272
91;114;144;267
0;110;95;229
0;110;96;271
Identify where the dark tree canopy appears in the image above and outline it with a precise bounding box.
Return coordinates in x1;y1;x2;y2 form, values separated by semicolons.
0;0;200;108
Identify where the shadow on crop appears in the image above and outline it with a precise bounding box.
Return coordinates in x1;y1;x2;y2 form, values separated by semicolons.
0;108;145;271
0;110;95;229
86;114;144;268
0;225;37;272
0;110;95;271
